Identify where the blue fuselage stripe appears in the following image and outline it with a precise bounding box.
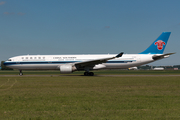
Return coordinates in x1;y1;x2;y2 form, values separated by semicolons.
4;60;135;66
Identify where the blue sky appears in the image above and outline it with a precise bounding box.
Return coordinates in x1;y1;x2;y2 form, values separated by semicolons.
0;0;180;65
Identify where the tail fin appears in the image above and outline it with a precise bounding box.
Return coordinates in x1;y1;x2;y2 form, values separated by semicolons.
140;32;171;54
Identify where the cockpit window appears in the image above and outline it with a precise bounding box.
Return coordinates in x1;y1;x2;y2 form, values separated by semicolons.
8;59;12;61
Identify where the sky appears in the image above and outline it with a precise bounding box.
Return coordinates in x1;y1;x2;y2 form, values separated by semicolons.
0;0;180;66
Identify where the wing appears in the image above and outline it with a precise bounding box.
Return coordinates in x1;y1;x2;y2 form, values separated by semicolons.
74;52;124;68
152;52;175;60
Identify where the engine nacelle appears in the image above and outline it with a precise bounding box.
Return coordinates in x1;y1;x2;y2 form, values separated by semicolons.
60;65;73;74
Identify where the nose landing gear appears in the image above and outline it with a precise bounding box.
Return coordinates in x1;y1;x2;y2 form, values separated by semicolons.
19;70;23;76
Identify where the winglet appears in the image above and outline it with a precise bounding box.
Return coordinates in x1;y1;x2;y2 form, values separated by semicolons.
116;52;124;58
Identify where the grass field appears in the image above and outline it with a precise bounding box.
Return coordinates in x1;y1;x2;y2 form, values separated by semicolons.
0;69;180;75
0;70;180;119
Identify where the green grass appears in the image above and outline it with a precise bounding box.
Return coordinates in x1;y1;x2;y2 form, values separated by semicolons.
0;69;180;75
0;71;180;119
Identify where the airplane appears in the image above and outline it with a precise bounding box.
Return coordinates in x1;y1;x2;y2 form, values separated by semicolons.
4;32;175;76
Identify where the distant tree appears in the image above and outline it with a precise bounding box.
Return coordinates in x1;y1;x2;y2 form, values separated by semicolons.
1;61;13;70
173;65;180;69
138;65;151;70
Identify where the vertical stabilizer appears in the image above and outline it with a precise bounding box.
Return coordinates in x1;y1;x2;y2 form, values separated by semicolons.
140;32;171;54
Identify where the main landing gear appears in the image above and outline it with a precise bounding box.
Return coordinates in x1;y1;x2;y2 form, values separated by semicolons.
19;70;23;76
84;72;94;76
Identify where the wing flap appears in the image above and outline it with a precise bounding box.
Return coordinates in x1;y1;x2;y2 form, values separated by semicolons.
75;52;123;68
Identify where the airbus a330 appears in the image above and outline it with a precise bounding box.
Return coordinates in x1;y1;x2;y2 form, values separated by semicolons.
4;32;174;76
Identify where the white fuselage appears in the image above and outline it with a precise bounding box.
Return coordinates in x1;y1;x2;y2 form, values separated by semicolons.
3;32;173;76
4;54;155;71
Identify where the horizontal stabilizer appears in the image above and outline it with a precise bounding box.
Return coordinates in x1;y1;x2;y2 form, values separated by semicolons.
152;53;175;60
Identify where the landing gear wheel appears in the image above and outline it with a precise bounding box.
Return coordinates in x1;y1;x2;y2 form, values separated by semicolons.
19;70;23;76
89;72;94;76
84;72;89;76
84;72;94;76
19;73;23;76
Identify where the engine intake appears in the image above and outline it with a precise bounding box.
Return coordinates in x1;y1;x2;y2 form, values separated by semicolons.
60;65;76;74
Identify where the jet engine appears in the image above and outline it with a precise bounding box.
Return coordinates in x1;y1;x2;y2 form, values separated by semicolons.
60;65;76;73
